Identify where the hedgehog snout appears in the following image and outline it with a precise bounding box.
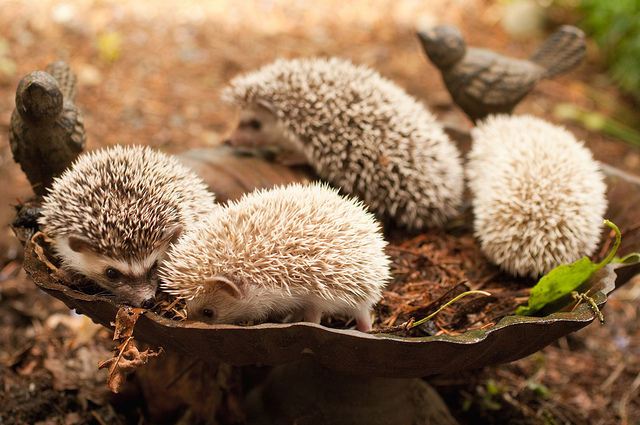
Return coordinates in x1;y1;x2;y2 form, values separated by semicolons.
116;278;158;309
225;126;257;148
109;274;156;307
140;295;156;309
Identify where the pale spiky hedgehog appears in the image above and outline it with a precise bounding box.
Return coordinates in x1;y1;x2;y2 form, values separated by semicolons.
466;114;608;277
39;145;217;308
222;57;464;230
159;182;391;332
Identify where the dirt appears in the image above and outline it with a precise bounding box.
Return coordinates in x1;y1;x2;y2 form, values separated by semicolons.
1;1;640;424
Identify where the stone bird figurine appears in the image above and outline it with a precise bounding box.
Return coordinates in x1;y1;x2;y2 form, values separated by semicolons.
10;61;86;196
417;25;586;122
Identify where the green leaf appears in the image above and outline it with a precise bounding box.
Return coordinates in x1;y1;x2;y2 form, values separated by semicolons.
615;253;640;264
526;381;551;399
485;379;503;396
515;258;600;315
516;220;620;316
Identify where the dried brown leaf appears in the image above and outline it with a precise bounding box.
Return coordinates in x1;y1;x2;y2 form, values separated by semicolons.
98;306;163;393
111;306;144;340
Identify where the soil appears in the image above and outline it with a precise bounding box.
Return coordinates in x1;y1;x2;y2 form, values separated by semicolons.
1;1;640;424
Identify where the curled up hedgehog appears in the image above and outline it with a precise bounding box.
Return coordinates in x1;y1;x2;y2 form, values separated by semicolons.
39;145;217;308
159;182;391;332
222;57;464;230
466;115;608;277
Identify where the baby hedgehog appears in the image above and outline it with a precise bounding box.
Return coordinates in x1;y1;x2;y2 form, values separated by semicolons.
466;115;607;277
222;57;464;230
159;182;391;332
39;145;217;308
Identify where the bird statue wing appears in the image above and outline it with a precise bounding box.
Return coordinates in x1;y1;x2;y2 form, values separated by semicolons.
450;50;544;106
45;61;78;103
529;25;586;79
444;49;545;120
8;109;23;164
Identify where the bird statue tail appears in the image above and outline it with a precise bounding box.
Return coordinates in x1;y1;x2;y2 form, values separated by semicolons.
45;61;78;102
529;25;586;79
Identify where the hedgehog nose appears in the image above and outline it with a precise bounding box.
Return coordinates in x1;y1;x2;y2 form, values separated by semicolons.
141;296;156;310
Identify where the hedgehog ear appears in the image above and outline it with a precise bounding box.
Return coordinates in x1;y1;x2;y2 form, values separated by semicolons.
162;224;183;245
67;234;97;253
204;276;242;299
256;98;276;114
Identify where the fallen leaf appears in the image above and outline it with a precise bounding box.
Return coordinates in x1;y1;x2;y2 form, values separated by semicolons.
97;31;123;62
98;306;163;393
111;306;144;340
516;220;635;316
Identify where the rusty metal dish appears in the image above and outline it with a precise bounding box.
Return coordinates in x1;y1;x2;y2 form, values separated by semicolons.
15;148;640;378
21;242;638;378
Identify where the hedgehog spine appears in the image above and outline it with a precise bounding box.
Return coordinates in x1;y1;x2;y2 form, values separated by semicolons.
467;114;607;277
39;144;217;308
159;182;390;332
222;57;464;230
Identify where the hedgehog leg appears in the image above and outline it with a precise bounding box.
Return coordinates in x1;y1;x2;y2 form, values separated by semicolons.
355;311;373;332
303;308;322;324
283;309;304;323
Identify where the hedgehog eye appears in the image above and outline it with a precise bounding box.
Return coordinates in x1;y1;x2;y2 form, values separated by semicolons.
248;119;262;130
202;308;215;319
105;267;122;280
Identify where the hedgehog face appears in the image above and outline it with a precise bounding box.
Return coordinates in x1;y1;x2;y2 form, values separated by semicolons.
226;100;302;152
184;276;262;325
39;145;217;308
55;225;183;308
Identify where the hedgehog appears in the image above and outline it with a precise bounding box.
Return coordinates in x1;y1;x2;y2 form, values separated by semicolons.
39;145;217;308
466;114;608;277
159;182;391;332
222;57;464;231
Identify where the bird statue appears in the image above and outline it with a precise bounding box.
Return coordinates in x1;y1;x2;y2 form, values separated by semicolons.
9;61;86;196
417;24;586;123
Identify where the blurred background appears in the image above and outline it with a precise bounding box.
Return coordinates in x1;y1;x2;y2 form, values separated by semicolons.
1;1;640;424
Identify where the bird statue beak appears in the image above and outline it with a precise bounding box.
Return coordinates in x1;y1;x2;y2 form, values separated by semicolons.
417;28;436;43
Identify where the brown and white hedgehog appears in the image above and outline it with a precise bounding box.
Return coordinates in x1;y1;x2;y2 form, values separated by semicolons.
39;145;217;308
222;57;464;230
466;114;608;277
159;182;391;332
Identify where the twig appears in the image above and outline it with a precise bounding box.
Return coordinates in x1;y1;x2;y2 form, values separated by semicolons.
409;280;470;318
160;296;182;315
91;411;109;425
368;318;414;334
571;291;605;324
619;370;640;425
165;357;201;390
412;290;492;328
601;363;625;390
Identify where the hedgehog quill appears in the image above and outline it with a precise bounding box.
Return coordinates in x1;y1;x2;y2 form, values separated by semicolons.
159;182;391;332
39;145;217;308
466;115;607;277
222;57;464;231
